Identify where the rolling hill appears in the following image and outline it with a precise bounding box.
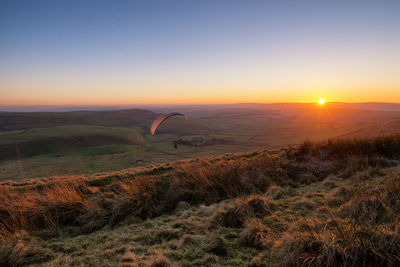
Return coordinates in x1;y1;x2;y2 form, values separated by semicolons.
0;109;158;132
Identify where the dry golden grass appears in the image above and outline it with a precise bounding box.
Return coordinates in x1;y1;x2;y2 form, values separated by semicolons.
278;173;400;267
0;181;90;236
0;135;400;266
148;253;170;267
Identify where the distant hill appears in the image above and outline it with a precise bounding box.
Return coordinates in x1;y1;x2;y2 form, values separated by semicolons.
234;102;400;112
0;108;158;131
327;102;400;111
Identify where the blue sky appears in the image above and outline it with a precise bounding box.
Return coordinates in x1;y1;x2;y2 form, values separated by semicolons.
1;0;400;105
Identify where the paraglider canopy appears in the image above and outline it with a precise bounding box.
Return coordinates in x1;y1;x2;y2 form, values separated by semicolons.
150;112;188;135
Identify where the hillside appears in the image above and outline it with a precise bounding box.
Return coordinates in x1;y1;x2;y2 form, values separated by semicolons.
338;118;400;139
0;125;145;162
1;135;400;266
0;109;158;132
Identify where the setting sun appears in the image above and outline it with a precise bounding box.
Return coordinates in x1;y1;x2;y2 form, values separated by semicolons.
318;98;326;105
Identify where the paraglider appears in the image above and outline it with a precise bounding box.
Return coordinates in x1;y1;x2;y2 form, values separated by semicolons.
150;112;188;135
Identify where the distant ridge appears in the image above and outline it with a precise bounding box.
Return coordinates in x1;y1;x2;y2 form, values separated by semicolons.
0;108;159;131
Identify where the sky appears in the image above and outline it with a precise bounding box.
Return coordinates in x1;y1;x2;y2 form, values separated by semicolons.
1;0;400;106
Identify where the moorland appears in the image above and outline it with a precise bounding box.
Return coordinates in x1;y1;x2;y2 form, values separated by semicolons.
1;134;400;266
1;103;400;181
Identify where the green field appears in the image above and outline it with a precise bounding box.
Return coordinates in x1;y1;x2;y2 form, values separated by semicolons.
0;125;144;145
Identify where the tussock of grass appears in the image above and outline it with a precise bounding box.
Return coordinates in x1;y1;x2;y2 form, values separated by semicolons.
110;177;165;223
212;200;250;228
240;219;273;249
212;195;276;228
279;221;400;267
247;195;276;217
149;253;170;267
120;252;138;262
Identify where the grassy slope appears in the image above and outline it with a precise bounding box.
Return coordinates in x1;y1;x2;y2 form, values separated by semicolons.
0;126;145;165
23;168;398;267
0;125;144;145
1;135;400;266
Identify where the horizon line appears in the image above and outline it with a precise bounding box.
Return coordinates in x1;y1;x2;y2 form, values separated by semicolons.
2;101;400;108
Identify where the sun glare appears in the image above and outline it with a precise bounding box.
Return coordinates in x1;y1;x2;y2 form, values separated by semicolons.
318;98;325;105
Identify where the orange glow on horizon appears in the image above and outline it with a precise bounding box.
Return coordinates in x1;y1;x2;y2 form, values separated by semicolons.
2;85;400;106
